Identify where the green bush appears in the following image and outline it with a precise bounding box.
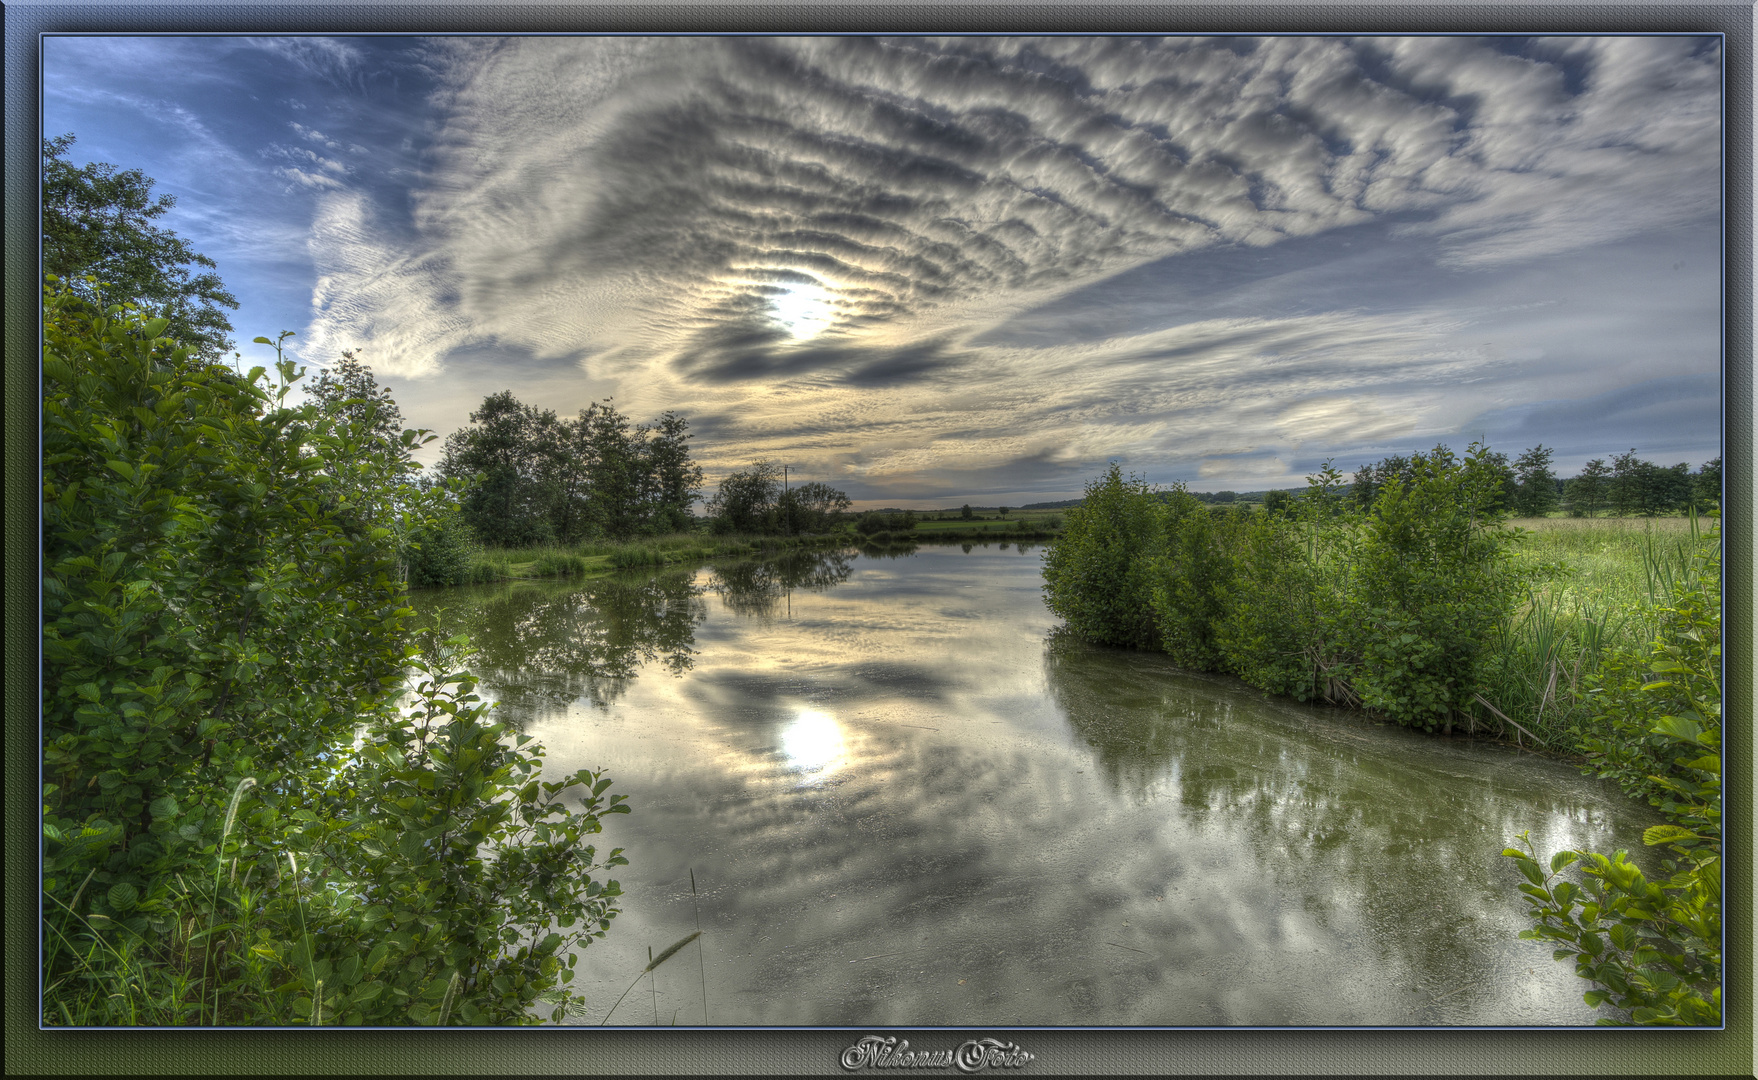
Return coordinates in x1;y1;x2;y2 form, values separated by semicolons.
1045;447;1527;730
1342;444;1524;730
403;507;476;588
1040;464;1165;649
39;284;626;1024
1212;506;1342;701
1573;525;1721;805
1145;493;1238;671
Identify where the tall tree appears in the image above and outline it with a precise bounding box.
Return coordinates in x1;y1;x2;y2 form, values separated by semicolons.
1654;463;1694;516
1694;457;1722;511
306;348;405;451
582;400;646;540
439;391;554;546
778;481;852;534
1566;458;1612;518
645;411;705;532
707;461;784;534
1512;444;1561;518
42;134;238;362
1608;449;1648;516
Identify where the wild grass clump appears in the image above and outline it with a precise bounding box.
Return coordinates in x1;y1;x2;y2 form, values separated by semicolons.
465;553;514;584
1483;512;1719;747
531;552;590;577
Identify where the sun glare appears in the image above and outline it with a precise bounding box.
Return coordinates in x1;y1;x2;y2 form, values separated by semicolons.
770;283;835;339
780;708;845;774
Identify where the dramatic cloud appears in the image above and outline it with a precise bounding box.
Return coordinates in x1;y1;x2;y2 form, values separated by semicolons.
45;35;1722;503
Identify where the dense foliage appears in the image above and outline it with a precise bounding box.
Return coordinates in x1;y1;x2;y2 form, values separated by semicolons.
438;392;702;545
1564;452;1718;517
1043;446;1526;733
42;135;238;362
41;285;627;1025
1505;529;1721;1025
705;461;854;535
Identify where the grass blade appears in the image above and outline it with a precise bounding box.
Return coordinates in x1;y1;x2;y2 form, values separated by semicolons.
599;931;702;1025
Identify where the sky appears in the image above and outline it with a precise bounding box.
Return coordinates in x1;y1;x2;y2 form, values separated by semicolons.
42;35;1724;508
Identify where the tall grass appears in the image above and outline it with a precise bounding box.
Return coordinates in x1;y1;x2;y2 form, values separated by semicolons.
1483;513;1718;747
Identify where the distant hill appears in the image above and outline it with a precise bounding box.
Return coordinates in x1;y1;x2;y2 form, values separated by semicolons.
1020;498;1085;510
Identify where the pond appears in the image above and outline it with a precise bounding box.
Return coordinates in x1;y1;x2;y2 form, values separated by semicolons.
407;543;1656;1027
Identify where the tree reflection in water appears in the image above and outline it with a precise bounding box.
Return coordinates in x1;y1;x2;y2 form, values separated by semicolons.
707;549;857;618
412;568;707;720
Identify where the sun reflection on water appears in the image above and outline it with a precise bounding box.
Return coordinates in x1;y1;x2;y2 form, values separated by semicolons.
781;708;845;775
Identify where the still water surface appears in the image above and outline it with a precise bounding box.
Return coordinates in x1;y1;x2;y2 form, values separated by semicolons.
409;544;1654;1027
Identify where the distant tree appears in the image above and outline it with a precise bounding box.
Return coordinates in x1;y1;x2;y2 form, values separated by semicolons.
1512;444;1561;518
998;506;1011;519
304;348;427;553
1608;450;1647;516
778;481;851;534
1351;455;1411;510
707;461;783;534
1694;457;1722;511
42;133;238;362
1474;447;1517;515
306;349;404;450
961;504;973;520
1262;490;1294;517
1566;458;1612;518
438;391;554;546
645;411;704;532
1655;463;1694;517
581;400;646;539
1213;491;1237;504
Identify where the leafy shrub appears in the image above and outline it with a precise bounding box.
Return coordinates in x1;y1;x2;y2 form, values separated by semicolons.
1040;464;1164;649
403;507;476;588
1213;506;1343;701
1573;525;1721;805
1341;444;1524;730
1045;447;1527;730
1145;492;1237;671
1505;532;1721;1025
39;285;627;1024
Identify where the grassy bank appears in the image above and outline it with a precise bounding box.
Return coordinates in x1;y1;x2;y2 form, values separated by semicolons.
1484;513;1718;750
435;530;876;587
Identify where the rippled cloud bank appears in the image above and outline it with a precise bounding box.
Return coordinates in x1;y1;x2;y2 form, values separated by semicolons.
46;35;1721;503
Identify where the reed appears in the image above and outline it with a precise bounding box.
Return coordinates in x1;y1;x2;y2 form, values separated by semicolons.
1479;512;1719;747
599;931;703;1025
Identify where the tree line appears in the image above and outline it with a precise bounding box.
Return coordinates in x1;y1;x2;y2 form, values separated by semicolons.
436;392;703;546
1348;444;1718;518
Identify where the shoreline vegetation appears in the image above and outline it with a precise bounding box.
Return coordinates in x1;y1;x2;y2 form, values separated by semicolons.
1038;455;1722;1026
433;519;1065;587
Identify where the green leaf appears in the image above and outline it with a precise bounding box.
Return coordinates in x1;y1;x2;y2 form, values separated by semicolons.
1643;824;1702;847
107;883;140;911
